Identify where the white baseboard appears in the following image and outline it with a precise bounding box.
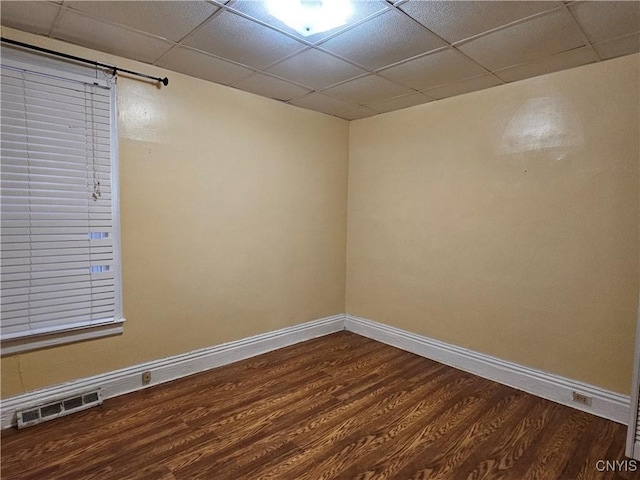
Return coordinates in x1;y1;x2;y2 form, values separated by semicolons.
1;314;345;430
345;314;630;425
2;312;629;430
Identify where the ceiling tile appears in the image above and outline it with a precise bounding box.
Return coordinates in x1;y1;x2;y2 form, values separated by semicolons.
2;0;635;119
65;1;219;42
422;74;503;100
226;0;390;43
457;9;587;71
368;92;433;114
342;107;378;121
494;46;598;83
51;10;174;64
378;48;487;90
319;9;446;70
0;1;60;36
155;46;253;86
400;1;562;43
593;32;640;60
183;10;306;69
289;92;362;118
232;73;311;102
569;1;640;45
265;48;366;89
321;74;414;105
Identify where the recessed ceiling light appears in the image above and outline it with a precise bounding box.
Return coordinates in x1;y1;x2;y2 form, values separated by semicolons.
266;0;353;37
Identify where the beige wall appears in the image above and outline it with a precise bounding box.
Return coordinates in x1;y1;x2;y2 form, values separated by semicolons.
0;28;349;398
347;54;639;395
1;27;638;400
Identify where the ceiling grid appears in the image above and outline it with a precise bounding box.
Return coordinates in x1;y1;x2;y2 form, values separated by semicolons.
1;0;638;119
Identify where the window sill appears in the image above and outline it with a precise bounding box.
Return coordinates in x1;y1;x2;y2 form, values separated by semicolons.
1;320;125;356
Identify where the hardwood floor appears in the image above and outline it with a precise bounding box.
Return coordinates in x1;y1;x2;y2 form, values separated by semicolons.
1;331;637;480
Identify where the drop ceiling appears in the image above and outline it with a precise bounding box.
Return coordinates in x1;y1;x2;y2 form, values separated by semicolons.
1;0;639;120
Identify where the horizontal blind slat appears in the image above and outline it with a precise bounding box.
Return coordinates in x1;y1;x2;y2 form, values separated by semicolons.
1;59;118;341
1;71;111;97
2;83;108;109
1;116;111;138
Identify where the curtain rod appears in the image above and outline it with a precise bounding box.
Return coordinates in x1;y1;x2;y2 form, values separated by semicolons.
1;37;169;86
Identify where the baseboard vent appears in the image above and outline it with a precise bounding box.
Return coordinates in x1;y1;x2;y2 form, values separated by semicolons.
16;390;103;429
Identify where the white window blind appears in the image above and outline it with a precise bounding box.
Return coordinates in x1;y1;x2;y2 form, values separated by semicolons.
1;58;123;349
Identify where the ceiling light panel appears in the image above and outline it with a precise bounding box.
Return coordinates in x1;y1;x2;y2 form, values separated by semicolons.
265;0;353;37
227;0;389;43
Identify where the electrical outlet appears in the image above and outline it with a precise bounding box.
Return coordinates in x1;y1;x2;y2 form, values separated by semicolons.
572;391;592;406
142;371;151;385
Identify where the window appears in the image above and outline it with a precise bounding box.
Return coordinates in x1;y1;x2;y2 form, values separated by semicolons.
1;54;124;355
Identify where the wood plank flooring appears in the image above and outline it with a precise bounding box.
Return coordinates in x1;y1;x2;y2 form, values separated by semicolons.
1;331;637;480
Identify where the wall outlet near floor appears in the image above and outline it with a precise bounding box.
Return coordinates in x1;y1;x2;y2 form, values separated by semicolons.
572;391;592;406
142;371;151;385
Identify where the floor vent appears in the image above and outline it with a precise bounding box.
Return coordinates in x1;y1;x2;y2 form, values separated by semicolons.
16;390;103;429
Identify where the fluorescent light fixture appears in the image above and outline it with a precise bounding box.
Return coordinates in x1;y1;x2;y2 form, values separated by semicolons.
266;0;353;37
